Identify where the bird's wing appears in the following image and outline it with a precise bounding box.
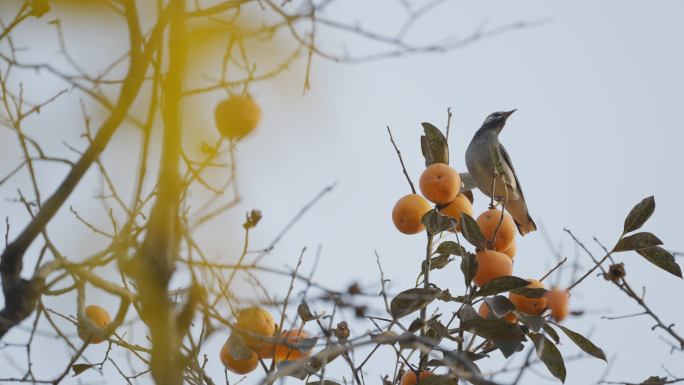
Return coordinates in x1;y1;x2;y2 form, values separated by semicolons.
499;144;526;202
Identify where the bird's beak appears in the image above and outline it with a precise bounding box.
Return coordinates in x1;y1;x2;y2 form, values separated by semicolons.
504;109;517;119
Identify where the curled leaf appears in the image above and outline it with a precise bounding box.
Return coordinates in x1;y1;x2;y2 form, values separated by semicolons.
510;286;547;298
543;323;561;345
435;241;467;256
460;251;479;287
484;296;516;319
227;332;252;360
459;213;487;249
421;253;454;276
422;209;459;234
421;122;449;165
297;303;325;322
514;312;545;333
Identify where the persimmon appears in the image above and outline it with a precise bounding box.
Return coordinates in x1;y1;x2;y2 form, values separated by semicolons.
274;329;312;361
401;371;436;385
502;240;517;260
215;96;261;139
392;194;432;235
78;305;112;344
476;209;516;252
478;302;516;323
236;307;275;348
509;279;548;315
419;163;461;205
438;193;473;232
255;340;275;359
219;341;259;375
472;250;513;287
545;288;570;322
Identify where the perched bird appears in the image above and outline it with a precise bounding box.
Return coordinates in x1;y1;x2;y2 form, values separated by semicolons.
465;110;537;235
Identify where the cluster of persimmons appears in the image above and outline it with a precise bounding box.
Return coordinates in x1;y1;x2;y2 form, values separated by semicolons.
391;163;570;327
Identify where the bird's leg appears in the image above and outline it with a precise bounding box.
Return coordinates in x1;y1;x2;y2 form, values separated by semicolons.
489;168;501;210
493;200;504;209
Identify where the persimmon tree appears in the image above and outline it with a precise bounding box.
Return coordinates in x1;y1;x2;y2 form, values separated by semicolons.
0;1;682;385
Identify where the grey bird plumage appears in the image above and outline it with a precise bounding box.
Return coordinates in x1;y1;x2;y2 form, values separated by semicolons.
465;110;537;236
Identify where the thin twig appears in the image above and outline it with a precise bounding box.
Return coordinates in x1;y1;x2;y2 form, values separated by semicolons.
387;126;416;195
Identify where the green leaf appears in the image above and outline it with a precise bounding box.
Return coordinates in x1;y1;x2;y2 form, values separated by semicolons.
288;337;318;353
510;286;547;298
543;324;561;345
416;375;458;385
227;332;252;360
391;288;442;319
636;247;683;278
436;241;467;256
370;331;398;345
71;364;98;377
408;318;427;333
624;196;655;234
529;333;567;383
307;382;341;385
613;232;663;252
421;253;454;275
461;251;479;287
484;296;516;319
441;351;496;385
455;319;527;343
276;360;308;380
421;136;435;167
309;348;341;372
476;276;531;297
459;213;488;249
427;319;460;342
437;289;464;303
421;122;449;165
492;340;521;359
422;209;459;234
550;322;607;362
641;376;668;384
514;312;545;333
459;304;480;322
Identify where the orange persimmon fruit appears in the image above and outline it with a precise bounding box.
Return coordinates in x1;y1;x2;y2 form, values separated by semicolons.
419;163;461;205
215;96;261;140
476;209;516;252
545;288;570;322
78;305;112;344
401;371;436;385
236;307;275;348
438;193;473;232
220;341;259;374
274;329;312;361
392;194;432;235
502;240;517;260
472;250;513;287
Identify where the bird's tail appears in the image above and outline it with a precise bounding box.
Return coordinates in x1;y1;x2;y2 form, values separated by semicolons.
505;198;537;236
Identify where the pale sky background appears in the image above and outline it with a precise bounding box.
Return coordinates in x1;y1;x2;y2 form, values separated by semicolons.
0;1;683;384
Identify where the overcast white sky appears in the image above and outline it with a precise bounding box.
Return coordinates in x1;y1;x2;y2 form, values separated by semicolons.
1;1;683;384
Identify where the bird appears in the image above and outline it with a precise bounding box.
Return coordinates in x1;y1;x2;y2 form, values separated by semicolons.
465;110;537;235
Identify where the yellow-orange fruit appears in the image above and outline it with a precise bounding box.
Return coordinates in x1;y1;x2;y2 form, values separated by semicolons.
545;289;570;322
215;96;261;139
274;330;312;361
478;302;516;323
401;371;436;385
220;341;259;374
502;240;517;260
78;305;112;344
438;193;473;232
476;209;517;252
392;194;432;235
419;164;461;205
236;307;275;348
472;250;513;287
255;340;275;359
509;279;548;315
